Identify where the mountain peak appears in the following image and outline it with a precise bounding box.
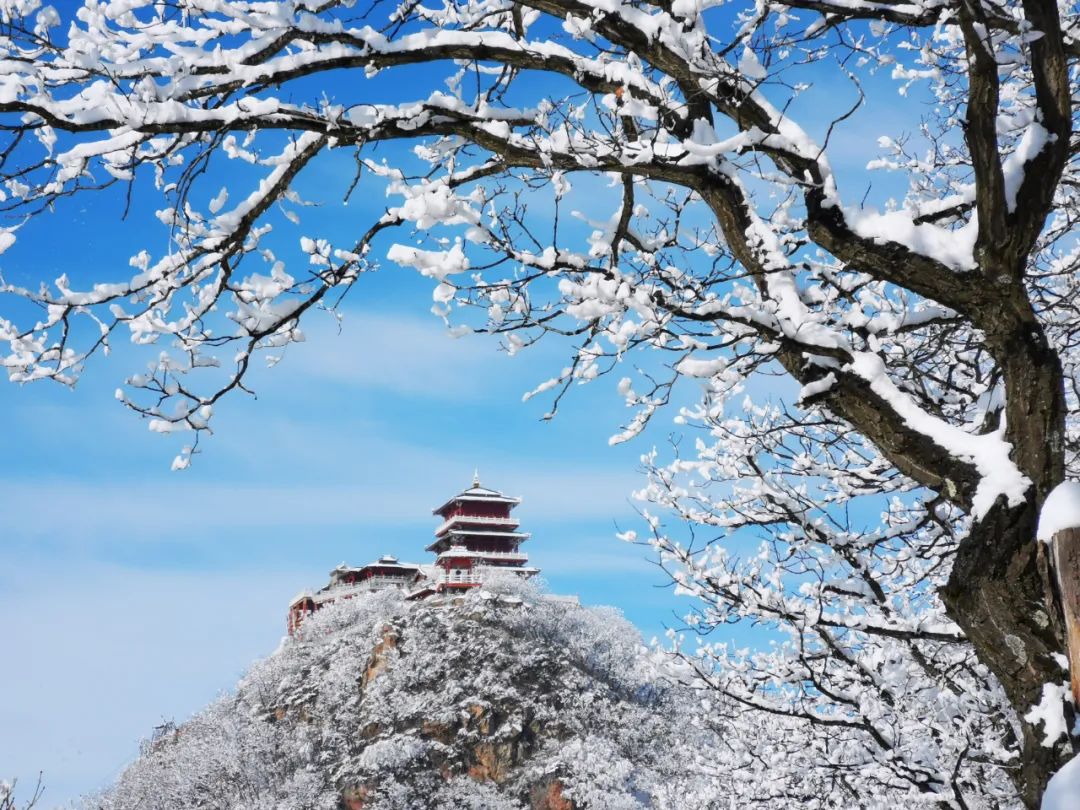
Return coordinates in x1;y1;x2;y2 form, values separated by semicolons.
92;579;724;809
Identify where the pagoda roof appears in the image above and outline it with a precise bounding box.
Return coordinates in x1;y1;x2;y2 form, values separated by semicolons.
405;565;441;599
435;546;486;560
329;556;421;577
432;475;522;515
445;529;530;539
288;590;315;607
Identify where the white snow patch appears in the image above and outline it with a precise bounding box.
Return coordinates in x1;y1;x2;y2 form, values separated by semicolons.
386;242;469;281
845;208;978;272
1038;481;1080;543
676;356;729;378
797;372;836;403
1003;122;1050;214
1043;754;1080;810
208;186;228;214
846;351;1030;518
737;48;767;81
1023;681;1071;747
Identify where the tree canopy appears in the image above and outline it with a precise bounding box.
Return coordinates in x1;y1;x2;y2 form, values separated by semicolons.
0;0;1077;806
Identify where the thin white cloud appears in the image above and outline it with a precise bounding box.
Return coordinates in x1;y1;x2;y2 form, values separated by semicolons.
267;310;507;398
0;463;641;540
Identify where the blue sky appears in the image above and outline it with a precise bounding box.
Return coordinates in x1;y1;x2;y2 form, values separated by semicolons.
2;271;715;805
0;10;931;806
3;185;741;804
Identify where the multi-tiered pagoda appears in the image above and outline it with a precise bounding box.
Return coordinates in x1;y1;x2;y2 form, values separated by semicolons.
411;473;538;599
286;475;537;634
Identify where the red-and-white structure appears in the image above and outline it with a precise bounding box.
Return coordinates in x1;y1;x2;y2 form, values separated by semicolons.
287;555;422;635
287;475;537;634
410;473;538;598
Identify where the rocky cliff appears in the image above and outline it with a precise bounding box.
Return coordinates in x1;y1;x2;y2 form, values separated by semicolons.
88;579;727;810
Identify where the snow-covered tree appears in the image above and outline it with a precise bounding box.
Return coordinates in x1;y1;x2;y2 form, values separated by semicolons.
644;423;1024;806
0;0;1076;805
1;776;43;810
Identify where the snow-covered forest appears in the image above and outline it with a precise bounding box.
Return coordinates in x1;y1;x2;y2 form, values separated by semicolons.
0;0;1078;806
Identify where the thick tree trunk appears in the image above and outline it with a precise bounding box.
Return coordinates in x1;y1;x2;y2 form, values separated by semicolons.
942;319;1072;807
942;498;1071;807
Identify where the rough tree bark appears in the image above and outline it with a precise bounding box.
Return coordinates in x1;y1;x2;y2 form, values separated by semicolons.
944;500;1071;807
939;299;1072;805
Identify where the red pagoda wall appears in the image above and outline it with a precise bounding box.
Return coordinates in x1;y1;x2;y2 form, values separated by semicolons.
441;502;512;519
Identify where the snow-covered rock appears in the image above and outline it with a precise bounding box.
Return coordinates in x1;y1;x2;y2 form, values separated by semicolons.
87;582;727;810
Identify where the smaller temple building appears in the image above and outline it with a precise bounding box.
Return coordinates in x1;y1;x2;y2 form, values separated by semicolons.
287;555;421;635
287;476;537;634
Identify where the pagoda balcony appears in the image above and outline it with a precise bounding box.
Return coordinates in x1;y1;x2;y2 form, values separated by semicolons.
437;548;529;562
433;514;521;536
476;549;529;561
434;570;487;586
428;531;530;553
